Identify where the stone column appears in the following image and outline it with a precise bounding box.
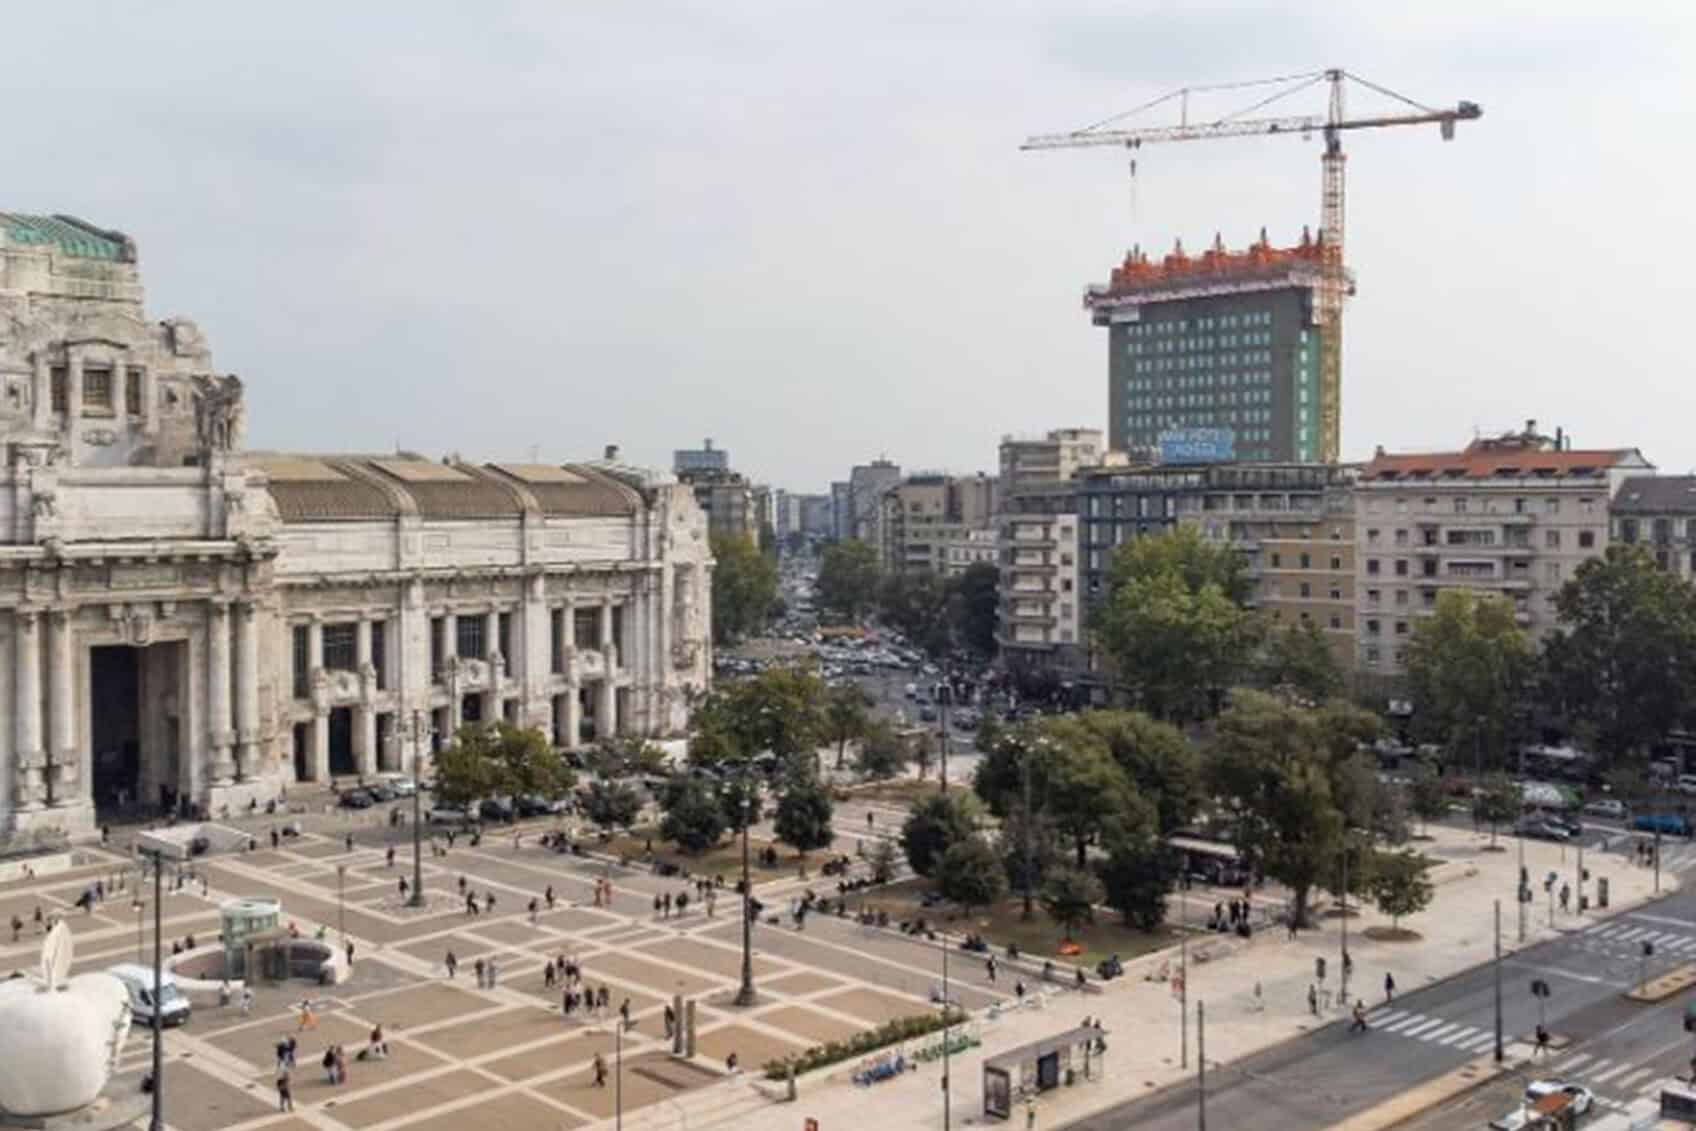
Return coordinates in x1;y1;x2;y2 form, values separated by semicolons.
599;598;614;657
234;600;260;776
312;713;330;782
597;597;617;738
31;354;50;430
208;602;235;782
139;367;156;434
564;681;582;749
111;362;127;425
47;610;78;805
355;619;376;777
13;610;44;810
65;354;83;429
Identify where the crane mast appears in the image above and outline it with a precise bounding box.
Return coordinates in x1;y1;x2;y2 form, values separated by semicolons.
1024;69;1480;465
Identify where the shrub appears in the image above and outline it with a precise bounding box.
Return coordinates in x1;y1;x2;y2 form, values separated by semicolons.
763;1007;967;1080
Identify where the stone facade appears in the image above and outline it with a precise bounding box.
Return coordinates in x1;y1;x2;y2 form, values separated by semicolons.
0;216;712;843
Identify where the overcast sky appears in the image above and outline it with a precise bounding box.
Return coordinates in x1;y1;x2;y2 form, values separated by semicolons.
5;3;1692;490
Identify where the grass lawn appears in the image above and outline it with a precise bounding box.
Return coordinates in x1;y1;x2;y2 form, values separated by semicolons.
601;826;817;885
844;877;1174;969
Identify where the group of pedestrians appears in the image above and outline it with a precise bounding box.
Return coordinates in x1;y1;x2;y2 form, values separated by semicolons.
272;1023;389;1111
652;890;693;919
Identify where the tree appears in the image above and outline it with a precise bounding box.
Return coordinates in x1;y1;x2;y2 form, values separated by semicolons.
900;792;981;878
1543;545;1696;760
690;665;827;772
489;722;575;800
1095;558;1258;722
1035;717;1152;869
717;772;763;835
1471;773;1520;847
583;780;642;834
936;836;1006;917
658;776;727;854
431;724;501;807
1042;867;1105;942
1404;589;1533;772
948;562;1001;657
854;720;907;780
815;539;882;622
1367;849;1435;931
868;839;900;884
1259;619;1344;704
1067;710;1200;835
710;532;778;645
998;804;1062;918
911;730;935;780
879;570;953;657
824;684;872;770
1107;523;1252;604
773;769;835;861
1098;836;1173;931
1206;690;1346;926
1408;762;1450;838
586;734;669;781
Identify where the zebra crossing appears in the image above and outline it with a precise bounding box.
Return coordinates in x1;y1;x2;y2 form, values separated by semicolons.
1363;1007;1502;1052
1544;1050;1677;1112
1576;920;1696;957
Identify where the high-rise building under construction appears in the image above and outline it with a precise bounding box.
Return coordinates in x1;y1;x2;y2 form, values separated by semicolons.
1090;229;1352;464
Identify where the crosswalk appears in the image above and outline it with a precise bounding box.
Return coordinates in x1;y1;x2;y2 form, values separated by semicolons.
1363;1007;1502;1053
1545;1050;1677;1112
1576;920;1696;956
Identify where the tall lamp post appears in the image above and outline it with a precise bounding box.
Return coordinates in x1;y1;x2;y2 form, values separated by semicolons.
407;710;432;908
734;755;758;1007
143;848;165;1131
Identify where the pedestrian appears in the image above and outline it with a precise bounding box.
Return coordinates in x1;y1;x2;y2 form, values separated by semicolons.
664;892;674;918
488;958;499;988
285;1036;298;1067
867;811;874;830
1308;983;1319;1016
465;892;479;917
620;997;632;1029
445;950;459;979
458;875;467;895
398;876;409;900
484;891;496;914
322;1046;338;1085
1384;972;1395;1003
1287;914;1298;941
529;898;539;925
346;834;354;853
664;1002;676;1040
593;1053;608;1087
706;890;716;918
275;1039;291;1073
9;915;19;943
275;1065;293;1112
1350;1000;1368;1033
1025;1099;1036;1130
654;893;664;918
545;962;556;989
368;1023;389;1059
298;1000;317;1030
726;1051;740;1073
545;885;556;911
597;985;610;1011
346;939;356;967
986;955;997;983
386;845;395;868
1015;979;1026;1003
474;958;486;988
1534;1023;1550;1057
240;986;254;1016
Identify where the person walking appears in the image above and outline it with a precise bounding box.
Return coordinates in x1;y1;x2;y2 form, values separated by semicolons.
346;834;354;853
986;955;997;983
619;997;632;1030
545;962;556;990
386;845;395;868
545;885;556;911
528;898;539;925
275;1065;293;1112
1534;1023;1550;1058
592;1053;608;1087
474;958;486;988
297;1000;317;1030
1383;972;1395;1004
487;957;499;988
1308;983;1319;1016
346;939;356;968
445;950;459;979
240;985;255;1016
1350;1000;1368;1033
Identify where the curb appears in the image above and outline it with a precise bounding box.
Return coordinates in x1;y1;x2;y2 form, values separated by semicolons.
1318;1050;1527;1131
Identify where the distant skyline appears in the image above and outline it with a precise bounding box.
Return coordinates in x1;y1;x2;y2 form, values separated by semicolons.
3;3;1691;489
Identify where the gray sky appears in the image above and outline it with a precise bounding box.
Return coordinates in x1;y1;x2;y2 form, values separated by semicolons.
6;3;1692;489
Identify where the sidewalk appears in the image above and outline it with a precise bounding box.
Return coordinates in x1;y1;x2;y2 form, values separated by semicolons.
686;825;1676;1131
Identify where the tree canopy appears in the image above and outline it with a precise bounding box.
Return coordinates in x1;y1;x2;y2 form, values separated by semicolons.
949;562;1001;657
937;836;1006;916
773;767;835;859
816;539;882;622
689;665;826;769
710;532;778;645
1403;589;1533;771
432;722;573;807
658;776;727;854
1258;619;1344;704
900;792;981;878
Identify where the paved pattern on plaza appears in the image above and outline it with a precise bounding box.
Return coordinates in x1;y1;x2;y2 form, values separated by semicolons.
1;819;999;1131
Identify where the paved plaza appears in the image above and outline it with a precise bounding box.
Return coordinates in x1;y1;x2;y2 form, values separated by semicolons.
2;805;1006;1131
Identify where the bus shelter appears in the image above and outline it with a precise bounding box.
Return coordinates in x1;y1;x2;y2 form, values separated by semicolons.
981;1024;1103;1120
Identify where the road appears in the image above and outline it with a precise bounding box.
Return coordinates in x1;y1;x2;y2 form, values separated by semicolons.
1064;870;1696;1131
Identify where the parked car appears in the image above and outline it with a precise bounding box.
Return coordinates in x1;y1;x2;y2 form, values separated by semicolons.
366;782;397;803
1582;798;1628;820
1634;812;1691;836
918;706;937;723
515;795;570;818
479;797;515;823
338;788;374;810
375;773;417;797
107;964;192;1027
427;804;471;825
1677;775;1696;796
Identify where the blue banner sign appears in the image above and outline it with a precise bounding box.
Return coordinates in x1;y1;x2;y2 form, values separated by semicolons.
1158;428;1235;464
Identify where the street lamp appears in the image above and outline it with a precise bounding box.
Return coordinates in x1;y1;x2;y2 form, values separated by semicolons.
138;848;166;1131
407;710;433;908
734;756;757;1007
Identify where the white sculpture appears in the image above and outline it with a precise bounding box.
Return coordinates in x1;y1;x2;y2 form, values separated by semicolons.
0;921;131;1116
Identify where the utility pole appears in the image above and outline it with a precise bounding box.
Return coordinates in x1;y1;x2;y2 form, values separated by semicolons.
1338;848;1350;1009
409;710;427;908
1020;741;1036;920
1518;828;1527;943
1493;899;1503;1064
1180;895;1189;1069
735;758;757;1007
938;681;950;793
1197;1000;1207;1131
1575;841;1585;918
149;850;164;1131
942;938;952;1131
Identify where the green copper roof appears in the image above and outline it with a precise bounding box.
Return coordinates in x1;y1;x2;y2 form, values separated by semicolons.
0;213;130;261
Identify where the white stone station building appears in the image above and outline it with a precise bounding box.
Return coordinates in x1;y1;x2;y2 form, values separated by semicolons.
0;213;713;842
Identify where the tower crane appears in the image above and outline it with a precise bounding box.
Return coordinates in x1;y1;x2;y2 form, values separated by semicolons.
1022;69;1481;464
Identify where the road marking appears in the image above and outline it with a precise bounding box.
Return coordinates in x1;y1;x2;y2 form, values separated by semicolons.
1460;1031;1502;1053
1554;1052;1594;1072
1616;926;1649;942
1400;1017;1447;1038
1593;1061;1635;1084
1510;961;1614;987
1438;1025;1482;1047
1381;1013;1428;1034
1615;1067;1655;1090
1628;912;1696;929
1421;1022;1462;1043
1592;924;1626;938
1367;1008;1407;1026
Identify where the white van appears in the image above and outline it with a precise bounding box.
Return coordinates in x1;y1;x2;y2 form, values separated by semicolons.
106;964;192;1027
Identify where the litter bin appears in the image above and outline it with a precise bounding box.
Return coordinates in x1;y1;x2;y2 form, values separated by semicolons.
1597;877;1610;909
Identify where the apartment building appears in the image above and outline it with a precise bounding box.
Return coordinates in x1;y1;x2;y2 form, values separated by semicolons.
999;428;1103;491
997;480;1083;674
876;472;996;573
1612;476;1696;580
1353;424;1650;674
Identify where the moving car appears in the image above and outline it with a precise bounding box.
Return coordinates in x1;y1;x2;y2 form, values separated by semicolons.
107;964;192;1027
1513;816;1571;842
338;788;374;810
1581;798;1627;820
1523;1080;1593;1116
1678;775;1696;796
1633;812;1690;836
514;795;570;818
375;773;417;798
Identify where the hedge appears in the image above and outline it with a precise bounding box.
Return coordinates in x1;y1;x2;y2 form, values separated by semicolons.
763;1007;968;1080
